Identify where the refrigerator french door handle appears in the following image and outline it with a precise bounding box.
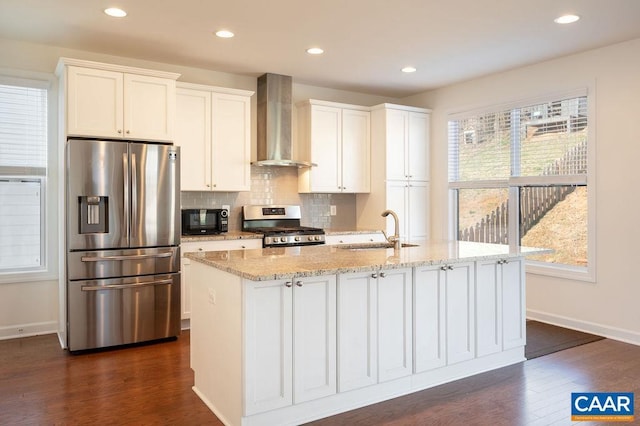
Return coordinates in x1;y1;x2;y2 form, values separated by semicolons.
123;152;129;240
80;252;173;262
81;278;174;292
131;152;138;230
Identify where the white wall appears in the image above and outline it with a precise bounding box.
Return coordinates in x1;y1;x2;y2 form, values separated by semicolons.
403;37;640;344
0;38;397;341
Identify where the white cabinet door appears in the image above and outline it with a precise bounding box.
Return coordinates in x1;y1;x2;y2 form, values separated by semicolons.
385;181;429;242
176;84;253;192
341;108;370;193
385;109;408;181
408;181;430;242
309;105;342;192
293;275;337;403
211;92;251;191
66;66;123;138
337;271;377;392
377;267;412;382
176;88;211;191
475;260;502;357
124;73;175;141
244;279;293;415
413;265;446;372
502;259;525;349
445;262;475;365
385;181;408;239
407;112;429;181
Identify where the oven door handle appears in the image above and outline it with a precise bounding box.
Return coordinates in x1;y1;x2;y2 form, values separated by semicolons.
80;252;173;262
81;278;174;291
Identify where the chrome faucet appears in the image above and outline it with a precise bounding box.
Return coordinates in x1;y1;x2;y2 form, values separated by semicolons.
381;210;401;250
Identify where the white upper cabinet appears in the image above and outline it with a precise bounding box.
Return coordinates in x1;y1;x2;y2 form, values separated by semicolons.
175;83;253;192
385;108;430;181
355;104;431;240
59;59;179;142
298;100;370;193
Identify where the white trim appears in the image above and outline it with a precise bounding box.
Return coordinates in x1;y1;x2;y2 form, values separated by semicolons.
526;261;594;282
370;102;432;113
447;86;589;121
55;57;181;80
177;81;254;97
296;99;372;111
448;179;509;189
526;310;640;347
0;321;57;340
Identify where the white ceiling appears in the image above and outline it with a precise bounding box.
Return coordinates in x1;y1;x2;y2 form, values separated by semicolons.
1;0;640;97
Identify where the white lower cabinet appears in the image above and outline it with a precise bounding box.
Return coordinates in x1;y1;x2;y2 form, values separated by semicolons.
377;267;413;382
475;258;525;354
413;265;446;372
443;262;476;365
337;272;378;392
244;275;337;415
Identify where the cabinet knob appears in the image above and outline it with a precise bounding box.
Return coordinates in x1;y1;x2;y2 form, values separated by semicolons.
284;281;293;288
380;272;387;278
440;265;447;271
371;273;378;279
295;281;303;287
198;248;203;251
206;184;211;188
448;265;454;270
126;130;130;134
213;184;217;188
117;129;122;134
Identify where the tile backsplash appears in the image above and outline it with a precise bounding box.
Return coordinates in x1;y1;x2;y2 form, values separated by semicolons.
180;166;357;231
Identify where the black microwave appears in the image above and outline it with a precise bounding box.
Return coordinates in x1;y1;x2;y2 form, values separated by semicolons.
181;209;228;235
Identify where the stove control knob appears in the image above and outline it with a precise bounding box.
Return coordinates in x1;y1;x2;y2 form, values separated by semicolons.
280;237;287;243
294;236;301;242
315;236;321;241
307;236;314;241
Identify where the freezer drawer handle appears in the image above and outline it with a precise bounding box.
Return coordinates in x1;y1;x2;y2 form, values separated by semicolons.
81;278;174;291
80;252;173;262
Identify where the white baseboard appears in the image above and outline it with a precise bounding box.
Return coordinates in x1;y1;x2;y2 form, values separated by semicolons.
527;309;640;346
0;321;57;340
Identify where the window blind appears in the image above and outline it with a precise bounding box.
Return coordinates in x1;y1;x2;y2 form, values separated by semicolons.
449;95;588;183
0;83;48;174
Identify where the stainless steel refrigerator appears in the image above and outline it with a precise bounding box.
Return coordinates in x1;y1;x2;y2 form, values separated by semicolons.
65;139;181;351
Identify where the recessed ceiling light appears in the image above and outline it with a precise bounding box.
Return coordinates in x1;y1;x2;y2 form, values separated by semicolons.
215;30;235;38
104;7;127;18
306;47;324;55
402;66;417;73
554;14;580;24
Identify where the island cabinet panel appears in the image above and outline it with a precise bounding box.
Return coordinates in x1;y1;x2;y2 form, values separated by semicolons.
293;275;337;403
337;272;378;392
501;259;526;349
444;262;476;365
244;279;293;415
413;265;446;372
377;267;413;382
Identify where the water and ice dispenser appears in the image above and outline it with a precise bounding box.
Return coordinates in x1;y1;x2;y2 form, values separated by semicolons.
78;195;108;234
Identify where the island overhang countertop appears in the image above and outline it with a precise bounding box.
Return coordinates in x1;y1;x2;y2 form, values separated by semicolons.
184;240;547;281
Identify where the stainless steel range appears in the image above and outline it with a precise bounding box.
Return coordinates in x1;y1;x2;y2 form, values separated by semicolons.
242;205;325;247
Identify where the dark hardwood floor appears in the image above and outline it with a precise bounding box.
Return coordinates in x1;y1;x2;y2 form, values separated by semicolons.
1;331;639;425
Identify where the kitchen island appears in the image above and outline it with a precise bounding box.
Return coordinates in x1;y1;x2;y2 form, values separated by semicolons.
186;241;543;426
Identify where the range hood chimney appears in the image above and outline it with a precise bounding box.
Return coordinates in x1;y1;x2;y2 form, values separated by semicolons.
253;73;313;167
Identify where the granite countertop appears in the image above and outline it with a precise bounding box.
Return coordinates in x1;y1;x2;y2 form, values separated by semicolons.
185;240;549;281
324;229;383;236
181;231;262;242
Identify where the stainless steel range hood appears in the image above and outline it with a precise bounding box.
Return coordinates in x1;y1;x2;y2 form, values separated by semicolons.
253;73;314;167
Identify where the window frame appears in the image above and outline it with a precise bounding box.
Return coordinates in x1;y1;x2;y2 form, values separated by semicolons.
447;87;596;282
0;71;57;284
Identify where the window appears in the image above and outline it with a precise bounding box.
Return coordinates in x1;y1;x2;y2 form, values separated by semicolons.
448;91;591;276
0;80;48;274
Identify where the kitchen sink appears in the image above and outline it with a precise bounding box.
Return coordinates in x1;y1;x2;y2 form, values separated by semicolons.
339;242;419;250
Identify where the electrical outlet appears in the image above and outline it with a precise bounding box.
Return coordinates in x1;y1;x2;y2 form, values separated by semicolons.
208;288;216;305
330;205;337;216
